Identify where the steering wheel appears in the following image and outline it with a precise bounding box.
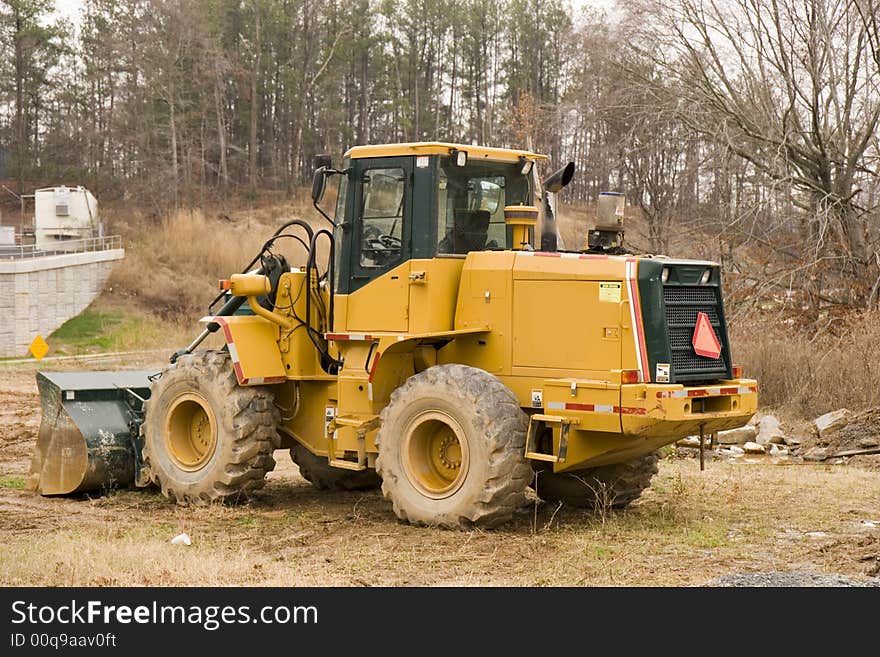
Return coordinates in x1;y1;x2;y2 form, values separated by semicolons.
363;232;401;266
375;234;401;250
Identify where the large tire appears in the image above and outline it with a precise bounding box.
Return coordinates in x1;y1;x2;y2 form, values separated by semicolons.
290;443;381;491
533;451;660;509
375;364;532;529
141;350;280;505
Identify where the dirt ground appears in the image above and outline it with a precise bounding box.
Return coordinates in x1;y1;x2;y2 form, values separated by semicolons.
1;360;879;587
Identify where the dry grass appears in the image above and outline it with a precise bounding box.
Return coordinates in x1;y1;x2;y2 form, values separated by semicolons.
106;195;320;322
1;457;877;586
730;311;880;417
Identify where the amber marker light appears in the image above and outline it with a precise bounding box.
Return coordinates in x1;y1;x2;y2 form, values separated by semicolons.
621;370;639;384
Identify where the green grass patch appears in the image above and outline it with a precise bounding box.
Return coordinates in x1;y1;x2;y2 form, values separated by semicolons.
48;307;173;354
50;310;123;352
0;475;27;490
681;520;729;549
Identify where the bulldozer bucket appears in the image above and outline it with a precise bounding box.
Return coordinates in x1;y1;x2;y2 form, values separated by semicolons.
27;371;154;496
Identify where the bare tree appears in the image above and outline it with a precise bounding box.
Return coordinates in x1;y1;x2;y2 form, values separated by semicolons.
631;0;880;269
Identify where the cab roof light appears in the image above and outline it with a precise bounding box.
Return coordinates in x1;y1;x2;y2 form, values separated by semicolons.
449;148;467;167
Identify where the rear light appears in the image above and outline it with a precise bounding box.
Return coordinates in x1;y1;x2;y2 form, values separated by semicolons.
732;364;743;379
621;370;639;384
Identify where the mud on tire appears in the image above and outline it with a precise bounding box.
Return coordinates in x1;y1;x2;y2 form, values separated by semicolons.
533;451;660;509
290;443;380;491
141;350;280;505
375;364;532;529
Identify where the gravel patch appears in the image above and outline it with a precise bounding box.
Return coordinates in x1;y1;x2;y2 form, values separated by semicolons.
707;571;880;587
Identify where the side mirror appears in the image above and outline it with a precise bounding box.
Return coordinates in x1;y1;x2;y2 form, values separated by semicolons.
313;153;332;170
311;166;328;203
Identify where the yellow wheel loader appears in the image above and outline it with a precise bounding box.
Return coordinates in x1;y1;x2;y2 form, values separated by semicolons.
28;142;757;528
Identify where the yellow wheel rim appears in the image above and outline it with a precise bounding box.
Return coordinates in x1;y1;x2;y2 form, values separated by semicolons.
164;392;218;471
402;411;469;499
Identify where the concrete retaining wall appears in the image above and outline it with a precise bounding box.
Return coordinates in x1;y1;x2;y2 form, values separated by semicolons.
0;249;124;357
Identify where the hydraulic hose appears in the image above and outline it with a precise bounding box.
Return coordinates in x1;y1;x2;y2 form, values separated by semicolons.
173;219;316;364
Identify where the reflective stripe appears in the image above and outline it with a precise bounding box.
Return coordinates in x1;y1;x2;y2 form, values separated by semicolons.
625;260;648;382
368;352;381;382
544;401;648;416
226;341;240;364
656;385;758;399
325;333;374;341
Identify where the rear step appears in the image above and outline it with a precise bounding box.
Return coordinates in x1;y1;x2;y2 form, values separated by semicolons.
525;414;579;464
28;371;154;495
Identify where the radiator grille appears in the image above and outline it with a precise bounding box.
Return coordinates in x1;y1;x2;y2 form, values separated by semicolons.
663;285;728;379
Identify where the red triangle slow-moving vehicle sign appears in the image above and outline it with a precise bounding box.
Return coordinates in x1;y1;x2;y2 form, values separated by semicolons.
692;312;722;359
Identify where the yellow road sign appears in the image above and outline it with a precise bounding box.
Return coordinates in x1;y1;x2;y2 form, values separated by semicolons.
29;335;49;360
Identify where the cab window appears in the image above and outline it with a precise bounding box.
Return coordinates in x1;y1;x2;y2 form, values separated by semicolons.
436;158;532;254
360;167;405;268
332;161;350;290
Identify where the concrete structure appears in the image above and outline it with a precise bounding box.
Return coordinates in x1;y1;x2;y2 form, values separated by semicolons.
0;237;123;357
34;186;101;251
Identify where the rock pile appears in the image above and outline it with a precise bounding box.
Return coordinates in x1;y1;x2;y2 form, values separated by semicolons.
799;408;880;468
674;408;880;468
676;413;797;457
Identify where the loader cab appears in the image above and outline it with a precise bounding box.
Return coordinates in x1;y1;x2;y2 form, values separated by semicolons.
332;143;542;294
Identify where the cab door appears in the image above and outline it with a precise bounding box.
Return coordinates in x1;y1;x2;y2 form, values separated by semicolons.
344;156;412;333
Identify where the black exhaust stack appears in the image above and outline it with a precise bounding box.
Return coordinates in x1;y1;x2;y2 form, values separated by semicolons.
540;162;575;252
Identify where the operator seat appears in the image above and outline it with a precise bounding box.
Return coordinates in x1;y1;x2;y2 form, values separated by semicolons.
451;209;490;253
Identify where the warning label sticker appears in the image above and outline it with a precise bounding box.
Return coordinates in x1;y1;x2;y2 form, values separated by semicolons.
531;390;543;408
599;282;621;303
656;363;670;383
324;406;337;436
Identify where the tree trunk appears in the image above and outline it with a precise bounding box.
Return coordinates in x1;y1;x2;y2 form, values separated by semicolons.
169;97;179;204
837;202;868;264
248;2;262;195
14;6;25;193
214;62;229;188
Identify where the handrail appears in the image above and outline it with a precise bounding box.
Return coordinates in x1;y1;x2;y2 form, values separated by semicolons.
0;234;123;260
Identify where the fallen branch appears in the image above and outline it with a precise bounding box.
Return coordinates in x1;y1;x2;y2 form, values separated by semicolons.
826;447;880;459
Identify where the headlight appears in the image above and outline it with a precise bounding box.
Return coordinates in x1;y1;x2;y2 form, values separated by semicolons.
700;269;711;284
661;267;669;283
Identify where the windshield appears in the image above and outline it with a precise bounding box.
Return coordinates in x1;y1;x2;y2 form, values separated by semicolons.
436;157;533;254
